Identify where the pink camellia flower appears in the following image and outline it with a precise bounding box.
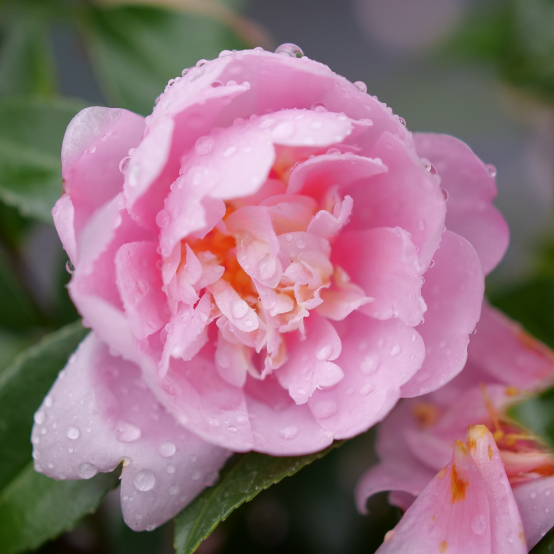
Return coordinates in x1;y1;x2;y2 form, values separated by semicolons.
357;302;554;553
32;45;508;530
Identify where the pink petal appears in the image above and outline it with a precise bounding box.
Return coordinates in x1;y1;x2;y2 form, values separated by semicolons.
144;345;254;452
345;132;446;268
52;195;77;265
513;476;554;549
243;375;334;455
210;279;259;333
31;333;231;531
468;425;527;554
276;314;343;404
334;227;424;327
61;107;145;236
307;195;353;239
376;442;491;554
414;133;509;274
287;151;387;198
401;231;484;397
468;302;554;388
307;312;425;438
356;460;434;514
115;242;169;340
262;194;318;235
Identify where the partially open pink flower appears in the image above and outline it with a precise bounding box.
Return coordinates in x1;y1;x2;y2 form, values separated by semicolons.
357;302;554;552
33;46;508;529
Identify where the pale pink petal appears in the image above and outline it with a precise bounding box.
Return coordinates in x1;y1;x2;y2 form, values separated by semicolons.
307;313;425;438
287;151;387;198
468;425;527;554
215;335;251;387
115;242;169;340
376;442;491;554
209;279;259;333
401;231;484;397
61;107;145;235
414;133;509;274
307;195;353;239
276;314;343;404
144;347;254;452
243;375;334;455
52;195;77;265
468;302;554;388
346;132;446;268
356;460;434;514
31;333;231;532
334;228;424;327
262;194;318;235
513;476;554;549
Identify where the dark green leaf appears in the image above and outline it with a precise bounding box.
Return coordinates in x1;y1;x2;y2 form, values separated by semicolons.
82;4;249;115
174;443;342;554
0;321;120;553
0;321;87;490
0;247;42;330
0;96;87;223
0;465;119;554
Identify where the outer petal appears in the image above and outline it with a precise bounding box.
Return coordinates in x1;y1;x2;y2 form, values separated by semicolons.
345;132;446;268
468;425;527;554
401;231;484;397
376;442;491;554
31;333;231;531
61;107;145;235
306;312;425;438
468;302;554;389
414;133;509;274
333;227;424;327
52;195;77;265
513;476;554;549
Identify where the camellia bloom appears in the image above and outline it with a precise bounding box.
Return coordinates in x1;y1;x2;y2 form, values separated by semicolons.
32;45;508;530
357;302;554;552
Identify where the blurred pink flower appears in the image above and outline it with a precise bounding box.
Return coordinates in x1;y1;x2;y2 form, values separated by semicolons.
33;46;508;530
357;302;554;552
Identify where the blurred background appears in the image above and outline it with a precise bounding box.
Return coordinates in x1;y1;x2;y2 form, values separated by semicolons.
2;0;554;552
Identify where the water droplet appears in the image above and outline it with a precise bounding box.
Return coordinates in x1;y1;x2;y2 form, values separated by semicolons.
279;426;299;440
158;442;176;458
169;485;179;495
89;145;96;154
115;421;141;442
361;355;380;374
195;135;215;155
134;470;156;492
312;103;327;112
360;382;375;395
545;489;551;497
316;344;333;360
257;256;277;280
471;514;487;535
227;425;238;433
119;157;130;174
196;59;207;68
34;411;45;425
297;239;305;249
78;462;98;479
44;396;53;408
67;426;80;440
271;121;295;140
313;400;338;419
530;492;537;499
211;80;224;88
66;261;75;274
487;164;497;178
155;210;170;228
223;146;237;158
166;465;175;474
231;299;249;319
275;43;304;58
326;147;341;155
285;234;293;241
207;417;220;428
354;81;367;93
136;280;149;296
390;344;401;356
219;49;232;58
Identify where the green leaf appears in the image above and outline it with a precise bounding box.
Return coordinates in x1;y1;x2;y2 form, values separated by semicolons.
0;6;57;97
510;385;554;448
0;465;119;554
81;4;249;115
0;247;42;330
0;321;87;491
0;321;117;553
174;443;342;554
0;96;88;224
